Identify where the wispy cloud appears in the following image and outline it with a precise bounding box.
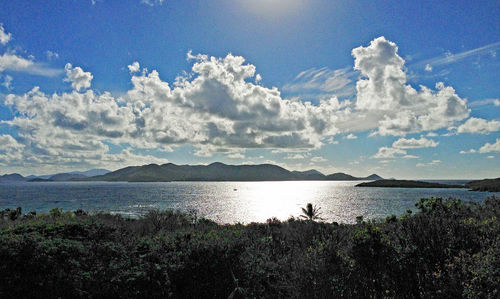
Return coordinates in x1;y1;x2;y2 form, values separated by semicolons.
416;160;441;167
469;98;500;107
1;74;12;90
141;0;165;6
0;25;61;77
282;66;357;97
0;53;62;77
413;41;500;68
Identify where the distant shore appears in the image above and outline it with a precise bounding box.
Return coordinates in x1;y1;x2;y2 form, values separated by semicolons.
356;179;465;189
356;178;500;192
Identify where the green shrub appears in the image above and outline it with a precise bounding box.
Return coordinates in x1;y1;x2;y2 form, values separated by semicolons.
0;197;498;298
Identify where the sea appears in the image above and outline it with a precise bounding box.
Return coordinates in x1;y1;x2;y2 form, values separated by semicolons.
0;180;498;224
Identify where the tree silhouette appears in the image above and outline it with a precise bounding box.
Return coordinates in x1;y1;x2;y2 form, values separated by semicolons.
300;203;323;221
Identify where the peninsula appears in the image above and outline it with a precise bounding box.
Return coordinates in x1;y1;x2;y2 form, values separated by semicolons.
466;178;500;192
355;179;465;189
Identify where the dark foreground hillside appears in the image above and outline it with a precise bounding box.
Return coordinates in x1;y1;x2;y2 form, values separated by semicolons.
1;197;499;298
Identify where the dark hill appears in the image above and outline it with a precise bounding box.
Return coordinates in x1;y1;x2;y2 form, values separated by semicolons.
0;173;26;182
356;179;465;188
292;169;326;180
49;173;87;181
325;172;358;180
90;162;293;182
466;178;500;192
28;178;54;182
365;174;383;180
73;169;110;177
89;162;383;182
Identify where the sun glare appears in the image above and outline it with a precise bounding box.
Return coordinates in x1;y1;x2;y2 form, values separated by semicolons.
240;0;304;17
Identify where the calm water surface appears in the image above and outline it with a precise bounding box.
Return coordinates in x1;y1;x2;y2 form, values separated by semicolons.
0;181;497;223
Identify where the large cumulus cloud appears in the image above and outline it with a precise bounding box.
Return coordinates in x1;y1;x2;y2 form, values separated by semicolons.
0;134;24;165
3;53;344;170
1;37;477;170
352;37;470;136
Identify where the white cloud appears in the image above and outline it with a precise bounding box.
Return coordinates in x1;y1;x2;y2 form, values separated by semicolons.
0;52;61;76
227;152;245;159
403;155;419;159
392;136;438;149
3;53;346;169
1;74;12;90
416;160;441;167
0;135;24;165
352;37;469;136
460;149;476;154
125;53;345;151
326;136;339;144
415;41;500;68
1;37;477;170
487;156;494;159
479;139;500;153
373;146;407;159
345;133;357;139
64;63;93;91
0;27;61;77
460;139;500;155
283;66;355;95
456;117;500;134
0;26;59;77
0;24;11;45
0;53;33;72
374;136;437;159
311;156;327;163
128;61;140;73
141;0;165;6
469;99;500;107
46;51;59;60
425;64;432;72
255;74;262;83
469;98;500;107
284;153;309;160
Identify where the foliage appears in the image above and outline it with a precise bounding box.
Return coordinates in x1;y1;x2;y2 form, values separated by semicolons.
0;197;499;298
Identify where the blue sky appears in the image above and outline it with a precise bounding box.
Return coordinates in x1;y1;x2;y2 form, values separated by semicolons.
0;0;498;178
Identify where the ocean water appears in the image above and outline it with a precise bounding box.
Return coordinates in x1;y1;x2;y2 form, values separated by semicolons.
0;181;498;224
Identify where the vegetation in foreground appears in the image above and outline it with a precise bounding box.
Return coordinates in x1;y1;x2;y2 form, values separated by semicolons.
1;197;499;298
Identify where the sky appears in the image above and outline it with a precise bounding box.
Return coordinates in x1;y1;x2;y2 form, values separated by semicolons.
0;0;499;179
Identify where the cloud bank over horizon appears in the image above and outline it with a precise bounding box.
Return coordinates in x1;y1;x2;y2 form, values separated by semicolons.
0;33;498;175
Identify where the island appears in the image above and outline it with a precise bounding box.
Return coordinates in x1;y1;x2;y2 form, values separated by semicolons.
466;178;500;192
85;162;383;182
355;179;465;188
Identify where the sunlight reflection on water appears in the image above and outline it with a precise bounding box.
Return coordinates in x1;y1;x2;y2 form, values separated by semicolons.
0;181;497;224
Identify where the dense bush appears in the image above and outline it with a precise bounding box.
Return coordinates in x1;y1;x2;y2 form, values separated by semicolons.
0;197;499;298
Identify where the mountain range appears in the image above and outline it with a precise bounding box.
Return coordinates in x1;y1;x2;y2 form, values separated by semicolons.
1;163;383;183
87;162;383;182
0;169;110;182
